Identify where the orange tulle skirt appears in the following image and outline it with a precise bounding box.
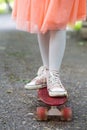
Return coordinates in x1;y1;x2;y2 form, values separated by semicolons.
12;0;86;34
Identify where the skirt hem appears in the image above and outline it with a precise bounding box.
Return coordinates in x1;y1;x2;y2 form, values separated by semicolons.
12;15;86;34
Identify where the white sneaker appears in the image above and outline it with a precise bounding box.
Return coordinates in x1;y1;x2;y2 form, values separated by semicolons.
47;70;68;97
24;66;48;90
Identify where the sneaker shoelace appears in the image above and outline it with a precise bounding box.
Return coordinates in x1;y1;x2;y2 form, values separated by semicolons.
37;66;47;76
32;66;47;83
48;71;64;90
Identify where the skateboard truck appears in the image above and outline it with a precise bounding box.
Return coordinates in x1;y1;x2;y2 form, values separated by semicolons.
36;106;72;121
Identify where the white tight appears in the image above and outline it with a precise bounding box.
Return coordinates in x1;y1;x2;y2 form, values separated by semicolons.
37;30;66;72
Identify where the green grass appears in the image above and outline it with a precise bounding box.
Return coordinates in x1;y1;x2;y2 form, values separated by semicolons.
0;0;13;3
0;0;13;14
0;9;5;13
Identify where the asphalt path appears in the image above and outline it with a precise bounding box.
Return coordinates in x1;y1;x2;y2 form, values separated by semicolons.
0;14;87;130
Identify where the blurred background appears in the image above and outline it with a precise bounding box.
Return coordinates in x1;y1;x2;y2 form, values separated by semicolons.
0;0;13;13
0;0;15;30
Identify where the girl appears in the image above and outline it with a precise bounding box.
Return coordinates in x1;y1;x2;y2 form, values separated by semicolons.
12;0;86;97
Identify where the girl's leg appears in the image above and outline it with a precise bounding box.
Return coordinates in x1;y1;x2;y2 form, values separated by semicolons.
49;30;66;71
37;31;50;68
47;30;67;97
24;31;50;90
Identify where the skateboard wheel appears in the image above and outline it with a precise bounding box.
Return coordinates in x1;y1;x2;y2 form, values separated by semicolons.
36;107;48;121
61;107;72;121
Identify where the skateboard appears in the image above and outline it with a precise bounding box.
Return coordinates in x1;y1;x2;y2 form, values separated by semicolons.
36;87;72;121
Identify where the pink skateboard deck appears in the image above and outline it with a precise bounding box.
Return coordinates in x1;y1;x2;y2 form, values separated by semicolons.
38;87;67;106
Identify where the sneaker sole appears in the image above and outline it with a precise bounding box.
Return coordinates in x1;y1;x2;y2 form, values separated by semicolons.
24;84;46;90
49;91;68;97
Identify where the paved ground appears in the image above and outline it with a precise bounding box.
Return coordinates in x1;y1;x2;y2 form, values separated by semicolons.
0;14;87;130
